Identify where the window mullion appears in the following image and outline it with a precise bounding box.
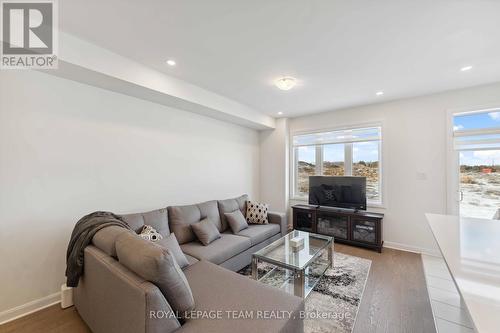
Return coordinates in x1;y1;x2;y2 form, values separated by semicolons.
315;145;323;175
293;147;298;197
345;143;353;175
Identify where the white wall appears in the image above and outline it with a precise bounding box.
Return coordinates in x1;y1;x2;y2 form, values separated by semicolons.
278;83;500;254
259;118;289;213
0;70;260;315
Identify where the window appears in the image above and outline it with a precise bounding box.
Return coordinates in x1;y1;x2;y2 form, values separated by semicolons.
453;109;500;218
293;126;382;205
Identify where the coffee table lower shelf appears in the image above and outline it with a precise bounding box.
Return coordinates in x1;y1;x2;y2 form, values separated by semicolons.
253;263;330;298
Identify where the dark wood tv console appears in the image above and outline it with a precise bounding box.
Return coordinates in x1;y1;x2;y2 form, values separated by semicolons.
292;204;384;252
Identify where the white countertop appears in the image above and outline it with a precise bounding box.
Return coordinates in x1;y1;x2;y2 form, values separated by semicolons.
426;214;500;333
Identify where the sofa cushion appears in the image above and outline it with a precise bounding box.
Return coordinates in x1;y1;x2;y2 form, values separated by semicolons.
235;224;280;246
180;234;251;265
218;194;248;232
92;226;133;257
225;210;249;234
191;218;221;246
179;260;304;333
184;253;199;267
115;232;195;315
156;233;190;268
168;201;221;244
120;208;170;237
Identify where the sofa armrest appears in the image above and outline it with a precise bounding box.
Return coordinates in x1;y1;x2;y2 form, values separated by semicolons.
74;246;181;333
268;211;288;236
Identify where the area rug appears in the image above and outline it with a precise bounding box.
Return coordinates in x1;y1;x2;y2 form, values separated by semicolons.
238;252;371;333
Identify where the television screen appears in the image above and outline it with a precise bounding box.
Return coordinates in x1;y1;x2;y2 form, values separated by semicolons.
308;176;367;210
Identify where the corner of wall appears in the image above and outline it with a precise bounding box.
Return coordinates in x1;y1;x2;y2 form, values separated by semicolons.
259;118;289;213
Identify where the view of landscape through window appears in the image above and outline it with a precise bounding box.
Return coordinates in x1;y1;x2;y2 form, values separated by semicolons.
295;128;381;203
455;111;500;219
353;141;379;201
296;146;316;194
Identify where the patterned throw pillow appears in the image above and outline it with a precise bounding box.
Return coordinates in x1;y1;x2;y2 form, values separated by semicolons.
246;201;269;224
139;225;163;242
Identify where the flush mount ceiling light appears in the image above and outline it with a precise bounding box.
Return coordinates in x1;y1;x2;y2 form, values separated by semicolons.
376;91;384;96
274;77;297;91
166;59;176;66
278;112;283;115
460;65;473;72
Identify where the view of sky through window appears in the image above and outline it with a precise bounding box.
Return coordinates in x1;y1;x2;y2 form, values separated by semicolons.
453;110;500;131
297;146;315;163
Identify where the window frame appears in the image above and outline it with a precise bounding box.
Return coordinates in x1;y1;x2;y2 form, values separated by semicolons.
291;124;384;207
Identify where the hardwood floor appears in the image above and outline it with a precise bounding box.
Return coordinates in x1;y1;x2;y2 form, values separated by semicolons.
0;245;436;333
0;304;91;333
335;244;437;333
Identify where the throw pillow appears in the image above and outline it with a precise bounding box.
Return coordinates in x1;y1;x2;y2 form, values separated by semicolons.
224;210;249;233
156;233;190;269
139;225;163;242
217;194;248;232
246;200;269;224
191;218;221;245
115;232;195;316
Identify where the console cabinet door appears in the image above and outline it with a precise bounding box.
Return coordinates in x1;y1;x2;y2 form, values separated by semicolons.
294;209;315;232
351;218;378;245
317;213;349;240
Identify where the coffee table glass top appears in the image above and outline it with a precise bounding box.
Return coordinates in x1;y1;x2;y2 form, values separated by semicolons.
253;230;333;270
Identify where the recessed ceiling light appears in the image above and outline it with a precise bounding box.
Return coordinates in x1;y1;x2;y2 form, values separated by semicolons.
376;91;384;96
278;112;283;115
166;59;176;66
275;77;297;91
460;66;473;72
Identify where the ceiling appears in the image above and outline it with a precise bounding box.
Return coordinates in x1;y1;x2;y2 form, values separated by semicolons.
60;0;500;118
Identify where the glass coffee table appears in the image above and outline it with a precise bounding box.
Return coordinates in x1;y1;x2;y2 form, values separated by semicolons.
251;230;334;298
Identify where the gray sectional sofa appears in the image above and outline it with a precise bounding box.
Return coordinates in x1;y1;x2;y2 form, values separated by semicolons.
74;195;304;333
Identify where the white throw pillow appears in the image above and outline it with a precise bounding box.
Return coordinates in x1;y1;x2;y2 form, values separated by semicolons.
246;200;269;224
139;225;163;242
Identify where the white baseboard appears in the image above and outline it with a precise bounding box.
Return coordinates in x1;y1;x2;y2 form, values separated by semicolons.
383;241;441;257
0;292;61;325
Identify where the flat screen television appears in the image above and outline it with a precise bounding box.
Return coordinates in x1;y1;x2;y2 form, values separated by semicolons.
308;176;367;210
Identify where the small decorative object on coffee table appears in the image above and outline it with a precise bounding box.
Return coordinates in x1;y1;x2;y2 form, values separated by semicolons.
290;235;304;251
251;230;334;298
